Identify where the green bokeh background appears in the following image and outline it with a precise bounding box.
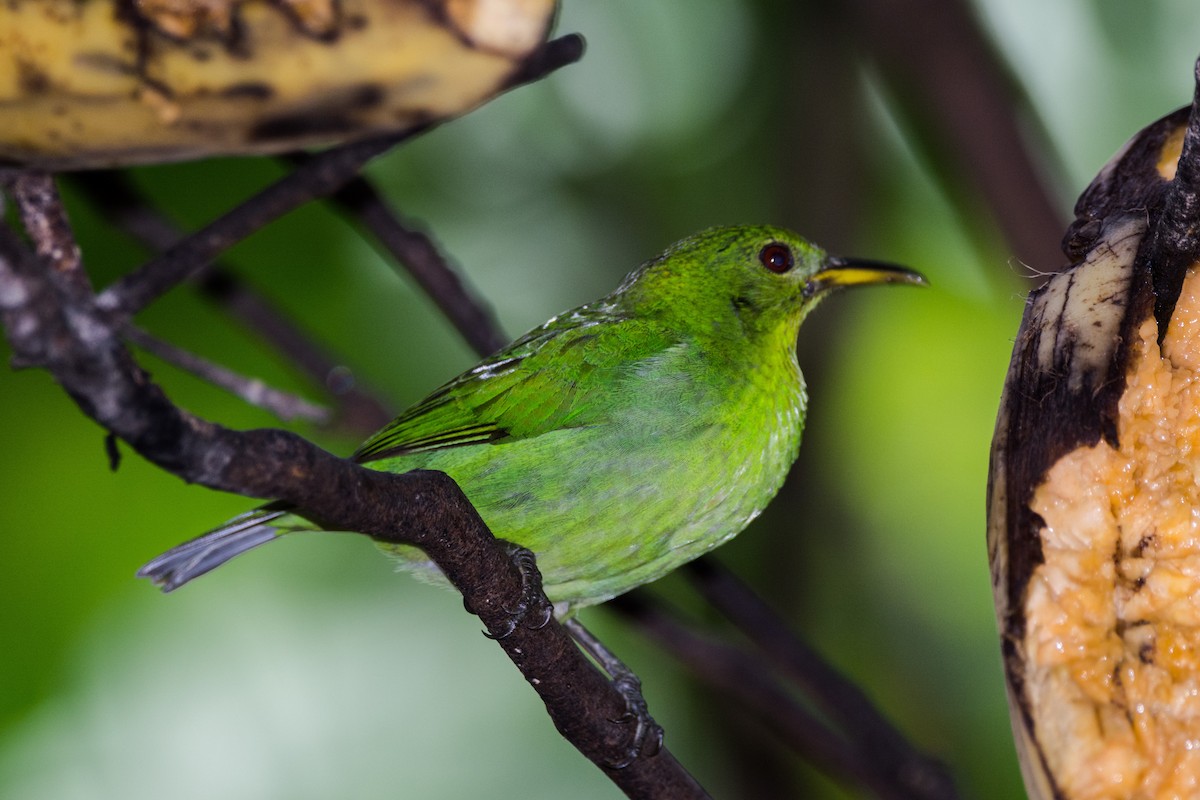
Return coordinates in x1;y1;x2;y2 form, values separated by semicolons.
3;1;1199;797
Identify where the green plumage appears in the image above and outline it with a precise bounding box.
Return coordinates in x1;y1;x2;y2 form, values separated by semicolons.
139;225;924;611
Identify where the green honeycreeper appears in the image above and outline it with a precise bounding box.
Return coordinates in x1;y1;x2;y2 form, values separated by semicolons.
139;225;924;611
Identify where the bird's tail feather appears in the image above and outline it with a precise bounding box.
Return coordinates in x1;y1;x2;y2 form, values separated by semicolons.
138;503;295;592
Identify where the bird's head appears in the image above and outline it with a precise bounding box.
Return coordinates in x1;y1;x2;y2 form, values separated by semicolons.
614;225;926;343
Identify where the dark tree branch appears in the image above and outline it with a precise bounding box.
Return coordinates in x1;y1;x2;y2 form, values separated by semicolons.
0;174;707;799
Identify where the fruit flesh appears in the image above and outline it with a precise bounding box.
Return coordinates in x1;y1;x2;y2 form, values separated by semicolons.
1027;263;1200;799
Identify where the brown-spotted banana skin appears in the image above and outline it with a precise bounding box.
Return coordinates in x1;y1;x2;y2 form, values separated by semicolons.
0;0;556;170
987;109;1190;800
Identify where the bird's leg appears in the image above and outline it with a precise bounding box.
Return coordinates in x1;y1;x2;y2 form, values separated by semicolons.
564;617;664;767
472;542;554;639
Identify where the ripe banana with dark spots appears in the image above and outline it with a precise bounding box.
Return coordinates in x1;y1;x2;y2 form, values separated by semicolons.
989;102;1200;800
1;0;557;169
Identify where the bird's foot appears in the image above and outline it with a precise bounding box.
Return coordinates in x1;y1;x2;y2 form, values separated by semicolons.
607;667;664;768
469;542;553;640
565;617;664;768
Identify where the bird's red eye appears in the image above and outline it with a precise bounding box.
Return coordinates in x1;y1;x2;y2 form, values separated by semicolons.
759;243;793;274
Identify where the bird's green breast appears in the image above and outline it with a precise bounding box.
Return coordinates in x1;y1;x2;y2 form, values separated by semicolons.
370;333;807;610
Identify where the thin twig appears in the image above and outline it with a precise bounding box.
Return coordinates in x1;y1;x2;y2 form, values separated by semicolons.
311;171;509;357
93;133;410;318
123;325;331;424
684;560;960;800
609;593;914;800
93;34;584;321
69;170;394;435
197;271;393;433
65;172;181;249
8;172;91;300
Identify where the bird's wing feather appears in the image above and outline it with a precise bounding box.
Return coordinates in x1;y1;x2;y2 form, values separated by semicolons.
353;308;677;463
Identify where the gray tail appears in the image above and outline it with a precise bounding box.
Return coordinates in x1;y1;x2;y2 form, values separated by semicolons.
138;503;292;592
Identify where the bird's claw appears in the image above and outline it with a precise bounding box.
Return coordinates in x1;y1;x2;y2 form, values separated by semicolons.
469;542;553;640
561;616;663;767
604;669;663;768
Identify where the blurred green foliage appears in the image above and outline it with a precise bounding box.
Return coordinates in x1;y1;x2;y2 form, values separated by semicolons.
2;0;1199;797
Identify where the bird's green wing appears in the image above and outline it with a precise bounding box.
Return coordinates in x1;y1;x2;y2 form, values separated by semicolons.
353;306;676;463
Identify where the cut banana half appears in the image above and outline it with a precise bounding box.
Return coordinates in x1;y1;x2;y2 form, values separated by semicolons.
988;105;1200;800
1;0;557;169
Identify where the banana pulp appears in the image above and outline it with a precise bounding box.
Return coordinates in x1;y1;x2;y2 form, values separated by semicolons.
1024;269;1200;799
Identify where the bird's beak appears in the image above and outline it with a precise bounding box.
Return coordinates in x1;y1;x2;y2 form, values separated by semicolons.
805;256;928;298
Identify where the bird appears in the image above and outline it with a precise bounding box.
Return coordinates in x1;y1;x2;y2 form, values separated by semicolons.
138;225;925;613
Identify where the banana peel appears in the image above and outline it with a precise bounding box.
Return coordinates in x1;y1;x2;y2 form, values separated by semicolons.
1;0;557;169
989;96;1200;799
